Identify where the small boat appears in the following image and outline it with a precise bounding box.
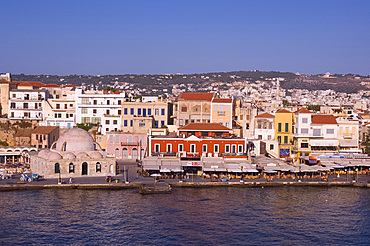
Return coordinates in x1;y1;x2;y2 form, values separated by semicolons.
139;183;172;194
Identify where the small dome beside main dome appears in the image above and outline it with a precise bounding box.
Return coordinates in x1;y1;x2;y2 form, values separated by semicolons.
48;152;63;160
55;128;96;152
76;152;89;159
89;152;103;159
62;152;76;160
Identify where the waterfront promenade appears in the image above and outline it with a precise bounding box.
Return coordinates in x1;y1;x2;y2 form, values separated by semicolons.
0;172;369;191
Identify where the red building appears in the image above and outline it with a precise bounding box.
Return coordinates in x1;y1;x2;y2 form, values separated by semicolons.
149;123;247;159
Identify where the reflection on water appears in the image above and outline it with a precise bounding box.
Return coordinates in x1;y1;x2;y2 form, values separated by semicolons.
0;187;368;245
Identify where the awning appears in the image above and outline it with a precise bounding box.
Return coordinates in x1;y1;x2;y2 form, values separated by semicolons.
160;169;171;172
310;139;338;147
144;166;160;170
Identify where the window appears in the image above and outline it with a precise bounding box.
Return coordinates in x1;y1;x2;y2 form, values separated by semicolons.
69;163;74;173
225;145;230;153
106;120;110;124
179;119;184;126
115;148;119;157
81;98;89;104
93;100;97;105
302;118;308;123
154;144;160;153
301;142;309;148
106;109;110;115
181;107;187;112
278;123;282;132
326;129;334;134
107;100;110;105
118;110;121;115
278;136;281;144
270;144;274;150
225;105;230;111
81;108;87;114
130;120;133;127
96;162;101;172
148;108;152;115
138;108;141;115
139;120;145;127
214;105;218;111
124;120;127;127
124;108;128;115
313;129;321;136
166;144;172;153
246;123;249;130
143;108;147;117
284;136;288;144
268;135;272;140
161;109;165;115
178;144;184;152
56;104;60;109
93;109;97;114
190;144;196;153
128;136;132;144
214;144;219;153
130;108;134;115
116;136;119;142
113;120;117;124
285;123;289;132
161;121;165;127
257;121;262;129
55;163;60;173
155;109;159;115
301;128;309;134
258;135;262;140
109;135;113;142
155;121;158;128
202;144;207;153
231;144;236;153
238;145;243;153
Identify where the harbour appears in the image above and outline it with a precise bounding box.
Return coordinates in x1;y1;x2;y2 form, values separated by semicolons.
0;186;368;245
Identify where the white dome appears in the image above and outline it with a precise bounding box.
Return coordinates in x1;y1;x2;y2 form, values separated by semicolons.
38;150;50;158
62;152;76;160
76;152;89;159
89;152;103;159
48;152;63;160
55;128;95;152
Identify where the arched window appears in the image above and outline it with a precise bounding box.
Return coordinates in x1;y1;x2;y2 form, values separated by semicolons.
82;162;88;175
96;162;101;172
55;163;60;173
115;148;119;158
69;163;74;173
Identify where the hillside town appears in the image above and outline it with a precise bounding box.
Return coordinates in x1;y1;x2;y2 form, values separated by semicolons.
1;72;370;182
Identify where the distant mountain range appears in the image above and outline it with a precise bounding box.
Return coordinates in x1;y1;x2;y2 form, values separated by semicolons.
11;71;370;93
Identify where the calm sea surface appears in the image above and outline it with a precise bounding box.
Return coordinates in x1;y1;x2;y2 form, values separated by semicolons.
0;187;368;245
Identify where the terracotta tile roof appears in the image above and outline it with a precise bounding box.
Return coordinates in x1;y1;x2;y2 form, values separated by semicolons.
13;81;46;88
32;126;59;134
15;129;32;138
212;98;232;103
294;108;312;114
276;109;292;113
42;84;60;88
179;92;214;101
179;123;231;131
255;112;275;118
62;84;76;88
311;115;337;124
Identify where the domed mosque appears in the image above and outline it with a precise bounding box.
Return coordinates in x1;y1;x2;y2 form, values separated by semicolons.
30;128;116;179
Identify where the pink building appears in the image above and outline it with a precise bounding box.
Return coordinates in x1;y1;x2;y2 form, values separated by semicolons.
106;132;147;160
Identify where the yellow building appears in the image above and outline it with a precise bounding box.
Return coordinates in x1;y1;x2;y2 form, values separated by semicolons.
211;98;234;129
275;109;294;157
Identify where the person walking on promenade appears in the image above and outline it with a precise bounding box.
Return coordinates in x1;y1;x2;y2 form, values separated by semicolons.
69;177;73;184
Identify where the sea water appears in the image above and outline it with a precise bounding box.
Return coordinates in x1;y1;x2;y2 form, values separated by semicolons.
0;187;368;245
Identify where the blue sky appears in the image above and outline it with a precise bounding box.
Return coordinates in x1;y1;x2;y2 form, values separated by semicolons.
1;0;369;75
